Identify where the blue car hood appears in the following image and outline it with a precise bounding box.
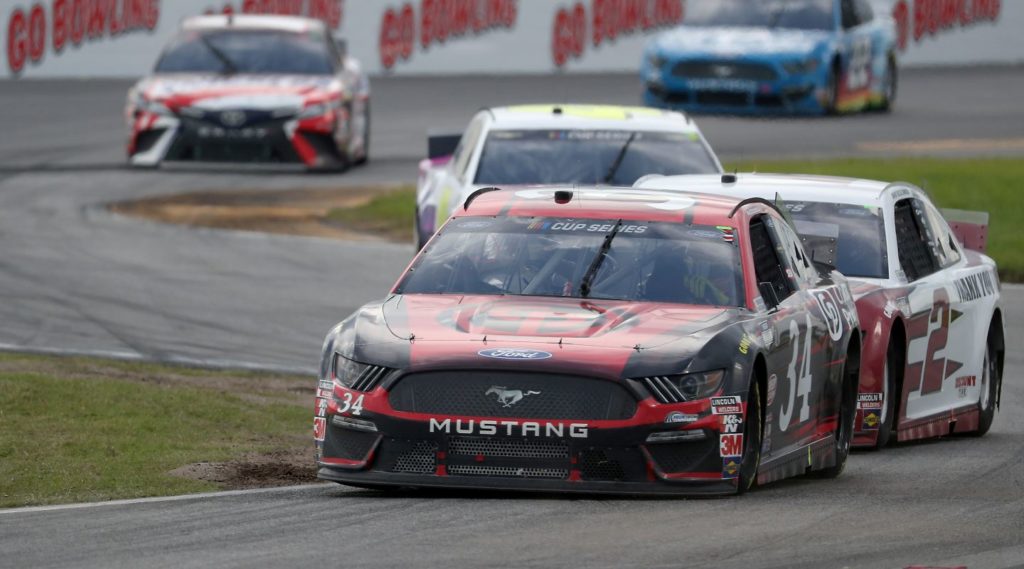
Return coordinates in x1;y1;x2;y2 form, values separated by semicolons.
652;26;829;59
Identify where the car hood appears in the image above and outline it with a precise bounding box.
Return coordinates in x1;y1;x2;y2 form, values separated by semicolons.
651;26;829;59
382;294;733;349
136;74;341;111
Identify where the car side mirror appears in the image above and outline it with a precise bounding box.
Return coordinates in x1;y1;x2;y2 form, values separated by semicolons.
758;282;780;312
428;132;462;160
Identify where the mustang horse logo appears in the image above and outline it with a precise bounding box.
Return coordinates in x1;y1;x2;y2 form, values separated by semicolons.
486;386;541;408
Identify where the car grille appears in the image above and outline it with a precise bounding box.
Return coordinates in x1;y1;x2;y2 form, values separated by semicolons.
696;90;749;107
672;61;777;81
388;371;636;420
577;449;626;481
446;465;568;479
448;437;569;459
392;441;438;474
323;428;378;461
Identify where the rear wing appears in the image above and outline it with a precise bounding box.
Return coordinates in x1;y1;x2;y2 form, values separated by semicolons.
942;208;989;253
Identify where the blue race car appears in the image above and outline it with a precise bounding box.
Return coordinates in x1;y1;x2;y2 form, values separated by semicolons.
642;0;897;115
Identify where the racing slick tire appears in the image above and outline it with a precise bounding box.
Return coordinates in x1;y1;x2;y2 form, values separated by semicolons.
973;334;1002;437
355;101;370;166
876;56;898;113
814;344;859;478
873;340;901;448
737;380;763;494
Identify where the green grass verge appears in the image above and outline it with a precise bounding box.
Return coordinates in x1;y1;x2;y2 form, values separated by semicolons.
0;353;311;508
725;157;1023;281
326;185;415;242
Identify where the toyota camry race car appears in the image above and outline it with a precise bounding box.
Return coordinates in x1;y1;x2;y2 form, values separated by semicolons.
642;0;897;114
126;15;370;170
315;185;862;495
415;104;722;249
636;174;1004;448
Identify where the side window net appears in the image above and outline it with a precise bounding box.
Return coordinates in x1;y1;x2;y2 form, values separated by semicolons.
750;216;792;304
893;200;937;281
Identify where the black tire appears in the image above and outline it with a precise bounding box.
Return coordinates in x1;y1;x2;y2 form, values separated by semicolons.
354;100;370;166
973;339;1001;436
873;341;900;448
824;63;841;115
737;380;762;494
877;56;897;113
815;347;859;478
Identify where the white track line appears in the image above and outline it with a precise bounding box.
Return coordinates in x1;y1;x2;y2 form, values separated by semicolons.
0;483;334;516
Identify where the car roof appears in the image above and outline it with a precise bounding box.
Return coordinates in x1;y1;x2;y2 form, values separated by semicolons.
181;14;324;34
485;104;702;133
457;186;761;227
636;173;896;207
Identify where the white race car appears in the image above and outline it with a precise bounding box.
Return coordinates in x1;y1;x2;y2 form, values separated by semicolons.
126;15;370;170
415;104;722;249
636;173;1004;449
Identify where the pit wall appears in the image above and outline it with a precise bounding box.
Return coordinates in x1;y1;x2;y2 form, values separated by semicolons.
2;0;1019;80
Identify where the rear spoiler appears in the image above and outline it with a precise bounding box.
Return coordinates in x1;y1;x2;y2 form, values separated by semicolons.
428;132;461;160
942;208;989;253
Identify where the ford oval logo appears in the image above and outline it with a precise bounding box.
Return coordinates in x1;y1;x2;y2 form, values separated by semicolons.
478;348;552;360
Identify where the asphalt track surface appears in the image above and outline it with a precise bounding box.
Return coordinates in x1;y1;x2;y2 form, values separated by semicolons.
1;67;1023;568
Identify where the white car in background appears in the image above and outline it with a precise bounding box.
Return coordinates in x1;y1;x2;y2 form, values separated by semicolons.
415;104;722;249
636;173;1004;449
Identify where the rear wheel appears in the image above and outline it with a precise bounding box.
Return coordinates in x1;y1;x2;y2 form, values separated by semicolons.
816;348;858;478
354;100;370;166
873;342;900;448
974;340;1001;436
737;380;762;494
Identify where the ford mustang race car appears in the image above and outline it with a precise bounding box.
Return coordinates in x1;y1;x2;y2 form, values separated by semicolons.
415;104;722;249
636;174;1004;448
642;0;897;114
126;15;370;170
315;185;861;495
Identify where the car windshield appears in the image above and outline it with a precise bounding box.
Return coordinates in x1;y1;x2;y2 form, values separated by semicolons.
684;0;835;31
155;29;334;75
397;216;744;307
782;201;889;278
473;130;719;186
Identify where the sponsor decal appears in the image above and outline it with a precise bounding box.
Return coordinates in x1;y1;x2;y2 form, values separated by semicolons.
478;347;552;360
722;458;740;479
753;296;767;313
956;375;977;397
861;410;881;430
318;379;333;390
738;334;751;355
688;229;721;240
721;413;742;434
6;0;161;76
313;417;327;441
315;397;329;417
766;374;778;407
761;323;774;348
486;386;541;408
316;387;332;399
719;433;743;457
429;418;588;438
762;413;773;453
665;411;698;424
954;271;996;303
892;0;1000;53
812;288;845;342
716;226;735;243
711;396;742;415
857;393;883;410
535;221;648;234
552;0;683;67
380;0;518;70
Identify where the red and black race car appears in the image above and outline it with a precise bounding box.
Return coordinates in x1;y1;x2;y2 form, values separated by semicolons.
314;185;862;495
125;15;369;170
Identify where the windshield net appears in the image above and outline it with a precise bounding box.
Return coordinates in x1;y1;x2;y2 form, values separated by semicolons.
397;217;744;307
473;130;719;186
684;0;834;31
783;201;889;278
155;30;334;75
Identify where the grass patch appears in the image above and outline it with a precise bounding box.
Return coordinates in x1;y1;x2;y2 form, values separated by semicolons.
726;157;1023;281
0;353;314;508
326;185;416;242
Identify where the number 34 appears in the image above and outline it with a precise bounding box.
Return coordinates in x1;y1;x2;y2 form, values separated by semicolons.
337;392;365;415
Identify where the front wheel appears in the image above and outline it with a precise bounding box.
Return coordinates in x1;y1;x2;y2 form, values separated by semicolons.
823;65;841;115
974;342;1001;436
815;349;859;478
873;342;900;448
737;380;763;494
